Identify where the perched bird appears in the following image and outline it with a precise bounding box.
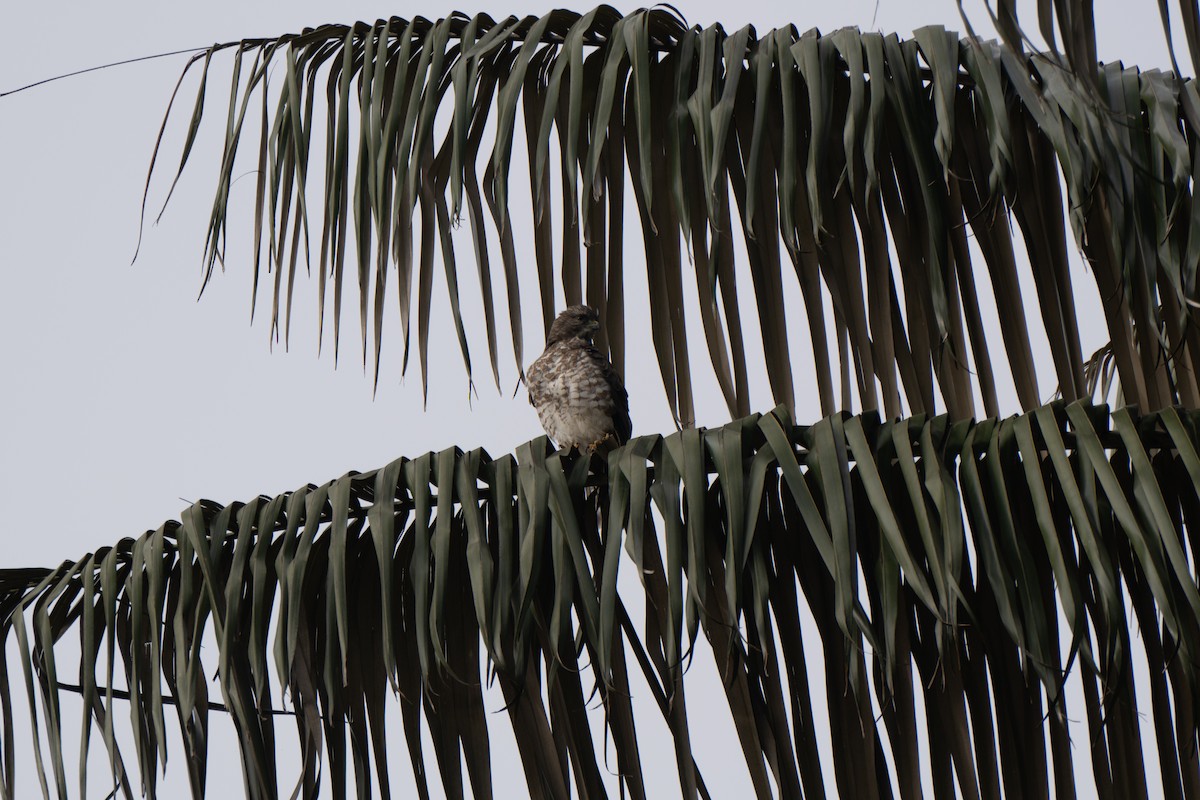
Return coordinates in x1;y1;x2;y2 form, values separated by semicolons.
527;305;632;453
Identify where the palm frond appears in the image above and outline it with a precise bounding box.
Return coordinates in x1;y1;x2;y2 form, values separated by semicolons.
959;0;1200;85
4;402;1200;798
145;8;1200;423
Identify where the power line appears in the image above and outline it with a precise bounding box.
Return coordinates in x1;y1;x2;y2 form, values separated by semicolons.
0;47;205;98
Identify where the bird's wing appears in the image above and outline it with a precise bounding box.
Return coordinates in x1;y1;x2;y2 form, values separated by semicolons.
526;353;546;408
599;350;632;444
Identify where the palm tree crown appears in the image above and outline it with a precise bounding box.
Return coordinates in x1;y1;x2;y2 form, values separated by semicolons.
4;3;1200;798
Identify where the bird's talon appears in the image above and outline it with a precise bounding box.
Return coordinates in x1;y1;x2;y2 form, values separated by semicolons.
591;432;616;454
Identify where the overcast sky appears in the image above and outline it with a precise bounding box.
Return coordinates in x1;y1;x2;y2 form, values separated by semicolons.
0;0;1178;797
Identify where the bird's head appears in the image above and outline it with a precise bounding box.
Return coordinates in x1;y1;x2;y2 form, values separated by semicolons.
547;305;601;345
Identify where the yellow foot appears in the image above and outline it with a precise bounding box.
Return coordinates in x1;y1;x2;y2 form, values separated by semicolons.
586;432;613;454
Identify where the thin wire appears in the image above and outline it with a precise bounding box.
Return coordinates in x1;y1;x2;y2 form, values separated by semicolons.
0;46;205;98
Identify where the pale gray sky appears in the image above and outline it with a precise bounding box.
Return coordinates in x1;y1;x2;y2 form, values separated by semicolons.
0;0;1177;797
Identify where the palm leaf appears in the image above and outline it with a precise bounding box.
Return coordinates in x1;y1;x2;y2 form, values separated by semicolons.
145;9;1200;423
4;402;1200;798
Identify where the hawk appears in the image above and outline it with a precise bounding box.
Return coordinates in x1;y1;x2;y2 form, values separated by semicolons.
527;305;632;452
